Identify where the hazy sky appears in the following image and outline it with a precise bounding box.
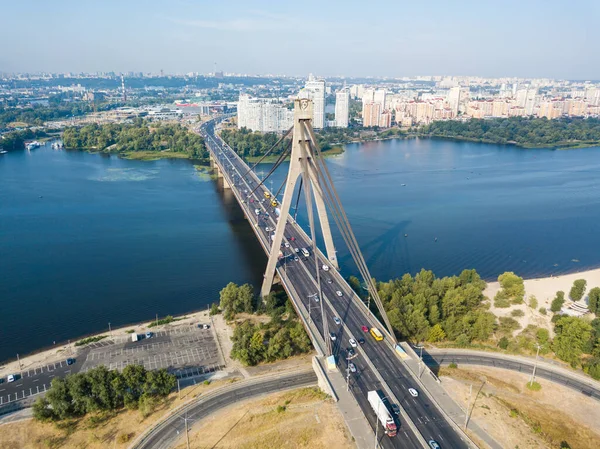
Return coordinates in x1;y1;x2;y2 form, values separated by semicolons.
2;0;597;79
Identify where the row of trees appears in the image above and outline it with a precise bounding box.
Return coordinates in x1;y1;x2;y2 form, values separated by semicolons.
32;365;176;422
215;283;313;366
62;120;208;159
421;117;600;148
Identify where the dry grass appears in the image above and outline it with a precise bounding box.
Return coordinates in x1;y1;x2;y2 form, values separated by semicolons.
440;366;600;449
0;379;236;449
173;387;352;449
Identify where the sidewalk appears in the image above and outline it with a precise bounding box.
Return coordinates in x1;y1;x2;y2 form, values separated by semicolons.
320;359;374;449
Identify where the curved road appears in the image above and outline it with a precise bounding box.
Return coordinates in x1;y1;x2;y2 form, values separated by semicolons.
133;370;317;449
423;350;600;401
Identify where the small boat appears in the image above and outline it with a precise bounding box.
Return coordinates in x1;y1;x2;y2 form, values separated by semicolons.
401;183;406;186
0;150;7;154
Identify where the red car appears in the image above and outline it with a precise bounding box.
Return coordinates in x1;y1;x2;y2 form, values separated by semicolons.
361;325;369;333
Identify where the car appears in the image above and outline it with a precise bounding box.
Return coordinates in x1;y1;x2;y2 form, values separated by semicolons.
290;237;296;241
391;404;400;415
358;337;366;344
349;338;357;348
408;388;419;397
66;358;76;365
7;374;15;383
199;323;210;329
294;256;299;261
322;264;330;271
313;296;319;302
329;332;337;342
336;290;343;297
327;278;333;284
361;325;369;333
145;332;153;339
347;348;355;357
333;316;341;325
284;242;290;248
428;440;441;449
348;362;357;373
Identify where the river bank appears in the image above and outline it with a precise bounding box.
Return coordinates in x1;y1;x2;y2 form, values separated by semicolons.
420;133;600;150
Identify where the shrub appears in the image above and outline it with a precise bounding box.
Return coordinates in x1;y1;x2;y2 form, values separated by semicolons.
529;296;538;309
125;329;135;334
498;336;510;349
117;433;134;443
75;335;107;347
455;334;471;347
511;309;525;317
539;307;547;315
509;408;519;418
448;362;458;369
209;302;220;316
494;291;511;308
203;380;211;385
276;405;286;413
526;381;541;391
499;317;521;334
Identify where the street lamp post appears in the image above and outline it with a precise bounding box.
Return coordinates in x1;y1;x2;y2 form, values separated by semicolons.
415;344;424;377
307;293;318;324
108;322;112;338
345;352;358;392
529;344;541;386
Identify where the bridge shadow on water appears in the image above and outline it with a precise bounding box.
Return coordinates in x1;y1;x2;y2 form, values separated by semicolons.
210;177;267;289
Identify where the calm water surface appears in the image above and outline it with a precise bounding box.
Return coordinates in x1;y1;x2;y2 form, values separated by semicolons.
1;139;600;361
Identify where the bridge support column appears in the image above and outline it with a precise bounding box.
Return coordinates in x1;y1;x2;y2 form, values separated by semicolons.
260;99;338;298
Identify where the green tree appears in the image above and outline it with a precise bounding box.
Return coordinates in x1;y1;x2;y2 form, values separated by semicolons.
497;272;525;304
569;279;587;301
551;291;566;312
427;323;446;342
588;287;600;315
529;295;538;309
553;316;592;367
220;282;240;320
32;397;56;421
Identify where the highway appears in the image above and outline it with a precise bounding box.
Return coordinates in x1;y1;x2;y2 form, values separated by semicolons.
423;350;600;401
200;118;469;449
133;370;318;449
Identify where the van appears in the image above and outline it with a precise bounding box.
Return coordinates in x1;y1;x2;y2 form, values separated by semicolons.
301;248;310;257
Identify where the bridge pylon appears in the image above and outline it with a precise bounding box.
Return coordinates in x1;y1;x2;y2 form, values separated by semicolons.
260;99;338;298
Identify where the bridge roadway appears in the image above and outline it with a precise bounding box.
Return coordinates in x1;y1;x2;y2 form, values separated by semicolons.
199;119;468;449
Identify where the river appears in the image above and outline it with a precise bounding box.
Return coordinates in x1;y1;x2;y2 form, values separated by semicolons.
1;138;600;361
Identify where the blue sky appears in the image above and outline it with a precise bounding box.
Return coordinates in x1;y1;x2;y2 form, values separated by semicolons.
1;0;597;79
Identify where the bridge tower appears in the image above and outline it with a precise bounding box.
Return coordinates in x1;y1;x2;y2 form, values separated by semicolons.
261;99;338;298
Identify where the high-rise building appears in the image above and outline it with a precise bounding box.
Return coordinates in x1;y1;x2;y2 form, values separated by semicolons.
237;94;293;133
363;102;381;127
447;87;461;117
301;74;326;128
335;88;350;128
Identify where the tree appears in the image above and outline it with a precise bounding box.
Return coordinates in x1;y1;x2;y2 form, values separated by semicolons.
497;272;525;304
209;302;220;316
32;397;56;421
588;287;600;315
529;295;538;309
553;316;592;367
551;291;565;312
569;279;587;301
219;282;240;320
498;336;510;349
237;283;255;313
427;323;446;342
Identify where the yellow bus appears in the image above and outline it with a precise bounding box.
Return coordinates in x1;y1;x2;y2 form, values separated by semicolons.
264;192;271;199
370;327;384;341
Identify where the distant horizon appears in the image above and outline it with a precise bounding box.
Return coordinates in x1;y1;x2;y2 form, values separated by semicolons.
3;71;600;83
1;0;597;79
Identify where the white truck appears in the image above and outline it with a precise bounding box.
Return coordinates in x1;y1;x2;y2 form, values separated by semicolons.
367;390;397;437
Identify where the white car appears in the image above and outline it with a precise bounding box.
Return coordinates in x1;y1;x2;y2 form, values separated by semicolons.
294;256;299;261
329;332;337;341
348;362;357;373
294;248;299;253
336;291;343;297
7;374;15;383
349;338;357;348
408;388;419;397
333;316;341;325
284;242;290;248
322;264;330;271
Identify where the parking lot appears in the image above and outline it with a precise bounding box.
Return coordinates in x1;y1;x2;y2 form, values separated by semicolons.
81;326;223;377
0;324;224;407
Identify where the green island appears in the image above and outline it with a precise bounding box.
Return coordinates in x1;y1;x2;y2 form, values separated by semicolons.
61;120;209;161
419;117;600;149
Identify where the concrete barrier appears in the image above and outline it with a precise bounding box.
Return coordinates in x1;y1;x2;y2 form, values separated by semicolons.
312;356;338;402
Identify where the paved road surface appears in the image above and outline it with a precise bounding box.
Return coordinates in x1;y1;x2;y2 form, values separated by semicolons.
133;370;318;449
201;119;470;449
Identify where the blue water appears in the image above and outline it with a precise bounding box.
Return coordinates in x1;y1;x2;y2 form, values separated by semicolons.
1;138;600;361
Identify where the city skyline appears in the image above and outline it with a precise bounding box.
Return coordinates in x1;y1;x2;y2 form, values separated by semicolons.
2;0;598;79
